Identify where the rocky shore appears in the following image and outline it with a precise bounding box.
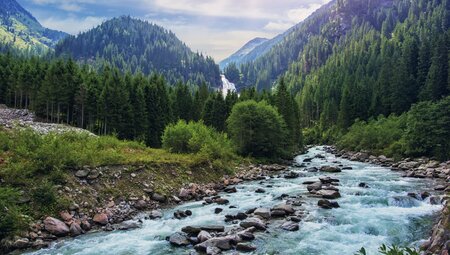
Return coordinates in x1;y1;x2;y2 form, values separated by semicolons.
4;163;289;253
5;145;449;255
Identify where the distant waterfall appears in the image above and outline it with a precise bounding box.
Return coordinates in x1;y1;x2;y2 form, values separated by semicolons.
220;75;236;96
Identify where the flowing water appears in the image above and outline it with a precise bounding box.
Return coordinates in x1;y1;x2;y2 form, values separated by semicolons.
27;146;442;255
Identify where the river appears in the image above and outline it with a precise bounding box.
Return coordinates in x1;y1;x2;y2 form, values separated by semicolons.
27;146;442;255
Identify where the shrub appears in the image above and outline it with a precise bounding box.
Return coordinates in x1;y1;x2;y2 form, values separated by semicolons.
162;120;236;160
355;245;419;255
0;188;25;240
226;100;289;158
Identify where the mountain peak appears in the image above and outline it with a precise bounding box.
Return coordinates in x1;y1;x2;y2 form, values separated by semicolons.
0;0;68;52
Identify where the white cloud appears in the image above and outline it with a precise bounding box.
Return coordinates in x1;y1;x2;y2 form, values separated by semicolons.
40;16;105;34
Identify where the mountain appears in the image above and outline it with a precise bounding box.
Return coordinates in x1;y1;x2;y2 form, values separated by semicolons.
55;16;221;87
219;37;268;69
0;0;67;53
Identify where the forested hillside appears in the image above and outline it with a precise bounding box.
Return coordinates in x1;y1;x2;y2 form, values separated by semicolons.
292;0;449;129
0;54;302;153
0;0;67;54
55;16;221;87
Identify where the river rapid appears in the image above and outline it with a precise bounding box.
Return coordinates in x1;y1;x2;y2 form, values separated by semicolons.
27;146;443;255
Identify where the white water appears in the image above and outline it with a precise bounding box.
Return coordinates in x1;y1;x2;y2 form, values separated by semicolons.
221;75;236;97
27;146;442;255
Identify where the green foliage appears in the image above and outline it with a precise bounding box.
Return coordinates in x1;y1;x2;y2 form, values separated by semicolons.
226;100;290;159
337;96;450;160
0;187;25;240
55;16;220;87
162;120;236;161
355;245;419;255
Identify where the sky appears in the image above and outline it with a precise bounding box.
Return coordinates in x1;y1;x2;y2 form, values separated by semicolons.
17;0;331;62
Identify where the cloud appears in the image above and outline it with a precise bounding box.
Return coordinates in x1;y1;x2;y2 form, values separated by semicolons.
40;16;105;34
263;21;293;32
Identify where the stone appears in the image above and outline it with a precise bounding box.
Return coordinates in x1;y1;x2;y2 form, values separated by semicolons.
271;209;286;217
237;230;255;241
206;246;222;255
358;182;369;188
197;230;212;242
320;166;341;173
421;191;431;200
307;182;322;192
255;188;266;193
236;243;257;252
316;189;341;199
75;170;89;178
254;208;271;219
224;187;237;193
93;213;109;225
240;217;266;230
214;208;223;214
435;185;447;191
200;225;225;232
80;220;91;231
151;193;167;203
44;217;69;236
69;223;83;236
306;167;319;172
87;169;100;180
194;236;234;252
284;171;300;179
318;199;340;209
60;211;72;222
117;220;141;230
281;221;299;231
149;210;163;219
272;204;295;214
13;238;31;249
169;232;190;246
134;200;147;210
182;226;202;235
215;198;229;205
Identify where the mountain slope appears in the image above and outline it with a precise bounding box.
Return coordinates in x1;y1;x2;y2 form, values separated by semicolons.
55;16;221;87
219;37;268;69
0;0;67;52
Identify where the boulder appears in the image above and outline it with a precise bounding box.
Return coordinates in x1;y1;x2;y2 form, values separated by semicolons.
358;183;369;188
281;221;299;231
134;200;147;210
117;220;141;230
255;188;266;193
200;225;225;232
44;217;69;236
13;238;31;249
306;167;319;172
316;189;341;199
240;217;266;230
69;222;83;236
320;166;341;173
169;232;190;246
214;208;223;214
318;199;340;209
215;198;229;205
151;193;167;203
182;226;202;235
307;182;322;192
272;204;295;214
149;210;163;219
236;243;257;252
206;246;222;255
93;213;109;225
80;220;91;231
284;171;300;179
224;187;237;193
194;236;234;252
60;211;72;222
197;230;212;242
254;208;271;219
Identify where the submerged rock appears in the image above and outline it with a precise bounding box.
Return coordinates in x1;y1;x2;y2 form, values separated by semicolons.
318;199;340;209
281;221;299;231
320;166;341;173
240;217;266;230
316;189;341;199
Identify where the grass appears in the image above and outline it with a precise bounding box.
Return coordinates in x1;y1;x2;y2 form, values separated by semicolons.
0;127;243;244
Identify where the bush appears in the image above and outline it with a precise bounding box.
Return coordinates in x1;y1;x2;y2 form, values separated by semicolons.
337;114;407;158
0;188;25;240
162;120;236;160
226;100;289;158
355;245;419;255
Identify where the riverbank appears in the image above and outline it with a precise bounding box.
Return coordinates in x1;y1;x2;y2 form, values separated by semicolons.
325;146;449;255
14;146;448;255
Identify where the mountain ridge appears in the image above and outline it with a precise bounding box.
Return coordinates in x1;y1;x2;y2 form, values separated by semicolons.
55;16;221;87
0;0;68;52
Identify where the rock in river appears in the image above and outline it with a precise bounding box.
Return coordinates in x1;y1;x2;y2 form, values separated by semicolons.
281;221;299;231
320;166;342;173
318;199;340;209
169;232;190;246
316;189;341;199
240;217;266;230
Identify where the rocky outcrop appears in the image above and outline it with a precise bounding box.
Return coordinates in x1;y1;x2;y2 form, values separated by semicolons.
423;204;450;255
